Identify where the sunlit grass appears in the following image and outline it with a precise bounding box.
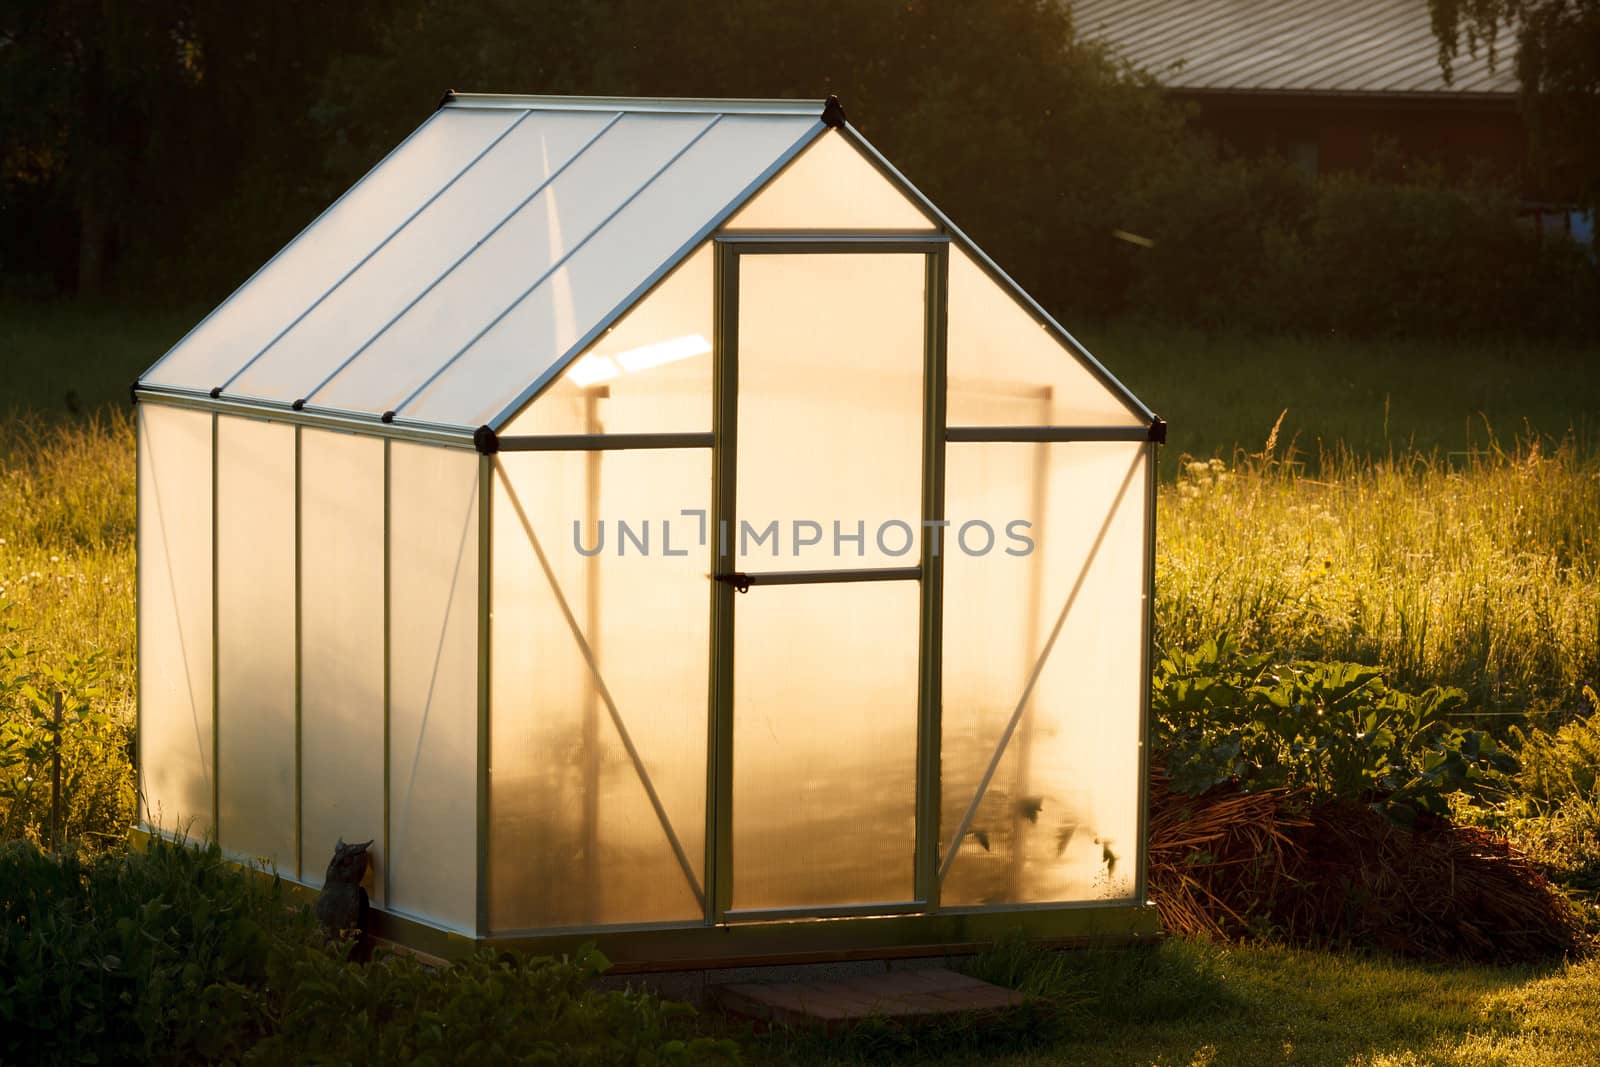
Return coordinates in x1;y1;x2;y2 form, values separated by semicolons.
1157;432;1600;715
743;940;1600;1066
0;410;137;715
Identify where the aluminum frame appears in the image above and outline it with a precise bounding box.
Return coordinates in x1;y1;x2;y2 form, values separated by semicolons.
445;94;830;117
133;96;1167;962
709;236;944;924
133;388;476;451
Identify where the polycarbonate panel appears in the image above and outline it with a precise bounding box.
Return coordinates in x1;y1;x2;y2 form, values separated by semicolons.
735;253;924;569
137;405;214;839
724;129;936;231
311;113;715;416
946;247;1142;426
489;451;710;931
299;429;385;898
145;109;518;393
232;111;616;404
941;441;1148;906
215;416;297;867
731;581;920;911
387;443;479;934
502;244;712;435
403;115;820;427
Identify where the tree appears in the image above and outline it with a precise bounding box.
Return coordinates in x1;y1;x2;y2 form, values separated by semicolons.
0;2;385;298
1428;0;1600;206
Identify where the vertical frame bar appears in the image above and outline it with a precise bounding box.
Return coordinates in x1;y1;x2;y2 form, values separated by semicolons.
210;412;220;841
293;425;303;880
1133;438;1159;904
382;438;393;905
914;245;949;909
133;408;143;831
706;242;741;924
476;454;493;936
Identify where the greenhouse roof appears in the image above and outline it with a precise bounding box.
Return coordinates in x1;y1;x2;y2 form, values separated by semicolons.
140;95;836;434
138;93;1154;441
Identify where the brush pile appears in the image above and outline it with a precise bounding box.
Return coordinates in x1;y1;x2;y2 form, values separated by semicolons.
1147;773;1586;962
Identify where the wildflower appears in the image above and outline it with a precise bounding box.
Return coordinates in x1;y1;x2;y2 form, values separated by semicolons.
49;555;59;563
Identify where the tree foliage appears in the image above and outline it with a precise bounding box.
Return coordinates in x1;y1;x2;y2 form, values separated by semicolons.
1429;0;1600;205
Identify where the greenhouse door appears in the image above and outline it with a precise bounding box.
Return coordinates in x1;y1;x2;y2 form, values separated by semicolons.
709;238;948;921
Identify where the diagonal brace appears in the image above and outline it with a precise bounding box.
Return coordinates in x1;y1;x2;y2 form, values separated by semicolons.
938;451;1145;884
495;461;706;910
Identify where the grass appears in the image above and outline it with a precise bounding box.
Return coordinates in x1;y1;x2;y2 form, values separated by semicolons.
738;939;1600;1066
1;300;201;417
1082;320;1600;475
1158;439;1600;715
0;411;137;714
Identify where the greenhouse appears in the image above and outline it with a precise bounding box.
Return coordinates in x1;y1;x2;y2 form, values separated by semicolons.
133;93;1165;963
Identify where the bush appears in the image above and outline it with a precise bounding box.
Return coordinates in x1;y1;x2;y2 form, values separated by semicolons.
1123;155;1600;340
1462;688;1600;900
0;624;133;849
1153;634;1516;822
249;943;738;1066
0;838;733;1066
0;835;310;1065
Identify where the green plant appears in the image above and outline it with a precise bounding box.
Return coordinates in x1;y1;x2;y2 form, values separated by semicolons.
1153;635;1516;822
0;835;311;1065
248;941;737;1066
0;838;734;1066
0;621;133;848
1459;688;1600;901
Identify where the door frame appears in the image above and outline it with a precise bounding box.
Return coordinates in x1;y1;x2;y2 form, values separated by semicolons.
705;232;950;924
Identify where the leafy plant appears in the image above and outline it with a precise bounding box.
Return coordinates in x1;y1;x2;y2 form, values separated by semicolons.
248;942;737;1067
0;616;132;848
1153;635;1516;822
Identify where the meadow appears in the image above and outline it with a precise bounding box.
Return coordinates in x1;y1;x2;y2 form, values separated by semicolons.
3;302;1600;1063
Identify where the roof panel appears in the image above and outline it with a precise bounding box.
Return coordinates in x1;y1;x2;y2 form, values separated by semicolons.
1071;0;1519;95
405;114;821;428
228;110;615;404
143;109;519;393
307;111;720;416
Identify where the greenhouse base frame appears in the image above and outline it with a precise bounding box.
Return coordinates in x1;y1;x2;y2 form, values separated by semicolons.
128;823;1160;970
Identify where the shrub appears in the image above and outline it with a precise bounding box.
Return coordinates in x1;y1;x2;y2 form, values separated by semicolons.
1462;689;1600;900
1121;155;1599;340
0;624;133;849
1153;634;1516;822
0;838;732;1066
249;943;738;1066
0;835;310;1065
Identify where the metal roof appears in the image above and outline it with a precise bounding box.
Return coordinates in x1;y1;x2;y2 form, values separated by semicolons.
1071;0;1519;97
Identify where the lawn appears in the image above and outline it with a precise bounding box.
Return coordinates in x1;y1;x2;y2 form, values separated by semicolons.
745;939;1600;1066
1083;320;1600;472
3;301;1599;1064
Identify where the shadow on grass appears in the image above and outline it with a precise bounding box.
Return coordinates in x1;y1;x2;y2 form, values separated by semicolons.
736;935;1242;1066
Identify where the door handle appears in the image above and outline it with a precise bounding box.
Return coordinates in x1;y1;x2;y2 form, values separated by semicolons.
712;572;752;593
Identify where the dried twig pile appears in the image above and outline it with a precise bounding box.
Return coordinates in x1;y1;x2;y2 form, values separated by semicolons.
1147;773;1586;962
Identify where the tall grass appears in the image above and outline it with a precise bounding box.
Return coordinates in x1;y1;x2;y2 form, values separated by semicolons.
0;410;137;713
1157;432;1600;715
